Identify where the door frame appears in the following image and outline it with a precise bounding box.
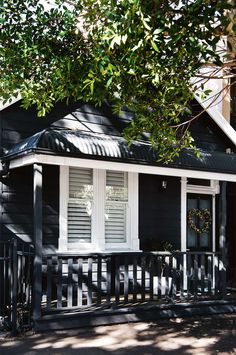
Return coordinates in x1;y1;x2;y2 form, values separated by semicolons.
181;178;220;253
186;193;214;251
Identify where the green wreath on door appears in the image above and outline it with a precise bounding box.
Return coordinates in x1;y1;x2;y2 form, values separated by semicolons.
187;208;212;234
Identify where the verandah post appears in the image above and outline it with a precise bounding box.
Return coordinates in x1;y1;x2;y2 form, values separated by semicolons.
11;238;18;336
219;181;227;297
33;163;43;321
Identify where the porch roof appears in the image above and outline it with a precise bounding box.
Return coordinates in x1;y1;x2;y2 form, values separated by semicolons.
3;127;236;174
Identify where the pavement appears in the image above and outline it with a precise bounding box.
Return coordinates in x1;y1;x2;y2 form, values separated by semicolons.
0;314;236;355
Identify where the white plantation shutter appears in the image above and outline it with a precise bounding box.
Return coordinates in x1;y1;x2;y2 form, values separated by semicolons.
68;167;93;246
105;171;128;243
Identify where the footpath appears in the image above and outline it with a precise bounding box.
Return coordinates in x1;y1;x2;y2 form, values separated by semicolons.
0;313;236;355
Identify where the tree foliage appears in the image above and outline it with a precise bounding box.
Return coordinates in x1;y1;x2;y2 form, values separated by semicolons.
0;0;235;161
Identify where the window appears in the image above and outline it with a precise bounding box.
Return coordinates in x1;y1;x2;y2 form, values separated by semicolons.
105;171;128;243
59;166;139;252
68;167;93;247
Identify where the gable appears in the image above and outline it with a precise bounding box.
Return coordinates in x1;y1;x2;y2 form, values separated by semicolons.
0;99;235;157
0;100;133;155
190;100;235;153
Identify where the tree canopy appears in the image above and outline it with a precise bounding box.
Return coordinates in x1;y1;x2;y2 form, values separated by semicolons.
0;0;235;161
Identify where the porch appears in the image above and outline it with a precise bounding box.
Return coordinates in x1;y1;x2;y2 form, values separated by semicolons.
38;248;236;331
2;238;236;333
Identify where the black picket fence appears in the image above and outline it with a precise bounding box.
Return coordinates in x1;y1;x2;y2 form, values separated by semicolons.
0;239;34;334
0;246;227;329
42;251;225;312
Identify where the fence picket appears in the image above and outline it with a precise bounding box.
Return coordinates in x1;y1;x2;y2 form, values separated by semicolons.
201;254;205;294
115;255;120;304
77;258;83;307
88;257;93;306
124;256;129;303
141;255;146;301
97;256;102;305
133;257;137;302
157;256;162;299
149;254;154;300
57;257;62;308
207;255;212;295
46;257;52;310
106;257;111;304
193;254;199;298
172;255;177;299
67;258;73;307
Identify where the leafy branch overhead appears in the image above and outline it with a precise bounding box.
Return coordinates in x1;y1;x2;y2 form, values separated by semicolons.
0;0;235;161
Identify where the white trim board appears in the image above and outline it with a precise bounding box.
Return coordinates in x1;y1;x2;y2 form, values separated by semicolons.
195;94;236;147
8;153;236;182
0;95;21;112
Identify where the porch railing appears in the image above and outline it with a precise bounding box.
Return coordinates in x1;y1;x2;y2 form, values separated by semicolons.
0;239;34;334
42;251;225;312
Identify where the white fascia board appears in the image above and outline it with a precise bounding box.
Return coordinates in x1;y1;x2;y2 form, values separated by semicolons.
8;153;236;182
194;94;236;147
0;95;21;112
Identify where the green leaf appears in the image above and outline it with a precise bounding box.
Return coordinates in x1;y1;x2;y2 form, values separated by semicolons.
127;69;136;75
153;28;164;35
106;77;113;88
150;40;159;52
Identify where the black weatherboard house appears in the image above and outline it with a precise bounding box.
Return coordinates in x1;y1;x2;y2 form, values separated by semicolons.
1;96;236;332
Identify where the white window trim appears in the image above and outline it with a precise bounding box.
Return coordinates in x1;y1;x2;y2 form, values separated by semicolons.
59;167;139;253
93;169;106;250
105;172;139;251
59;165;69;252
181;177;187;253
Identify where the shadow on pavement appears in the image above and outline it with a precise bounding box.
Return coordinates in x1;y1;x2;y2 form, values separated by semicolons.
0;314;235;354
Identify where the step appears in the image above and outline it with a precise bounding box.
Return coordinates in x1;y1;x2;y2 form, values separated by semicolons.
34;299;236;332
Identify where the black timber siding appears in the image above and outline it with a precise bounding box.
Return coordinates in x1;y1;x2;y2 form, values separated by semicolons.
139;174;181;251
0;101;132;154
0;166;33;242
190;101;235;152
0;100;234;154
0;165;59;250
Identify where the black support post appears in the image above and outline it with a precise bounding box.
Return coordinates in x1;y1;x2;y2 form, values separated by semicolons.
219;181;227;297
11;238;18;336
33;164;43;321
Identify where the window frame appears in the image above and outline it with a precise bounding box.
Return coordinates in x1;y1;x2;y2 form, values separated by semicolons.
67;167;94;247
105;170;128;245
59;166;139;252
